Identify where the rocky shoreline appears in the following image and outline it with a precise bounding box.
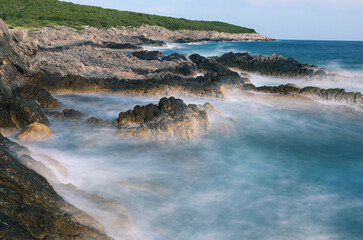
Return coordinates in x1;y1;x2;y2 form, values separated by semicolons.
1;17;363;238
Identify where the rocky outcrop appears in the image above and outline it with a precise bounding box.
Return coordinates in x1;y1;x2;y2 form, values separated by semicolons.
0;133;113;239
242;83;363;107
216;52;333;79
114;97;209;142
0;19;36;100
7;98;49;129
30;71;243;98
14;84;62;109
16;122;53;142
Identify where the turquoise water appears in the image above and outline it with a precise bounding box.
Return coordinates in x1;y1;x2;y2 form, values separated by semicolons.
21;41;363;240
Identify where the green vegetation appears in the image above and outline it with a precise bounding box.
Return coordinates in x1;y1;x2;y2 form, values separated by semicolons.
0;0;256;33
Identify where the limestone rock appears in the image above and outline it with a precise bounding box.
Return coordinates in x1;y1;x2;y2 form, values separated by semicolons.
114;97;209;142
16;122;53;142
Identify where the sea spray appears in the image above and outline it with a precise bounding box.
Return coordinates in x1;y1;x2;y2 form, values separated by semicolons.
18;93;363;240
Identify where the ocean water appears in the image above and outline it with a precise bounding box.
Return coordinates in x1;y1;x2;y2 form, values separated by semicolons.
19;41;363;240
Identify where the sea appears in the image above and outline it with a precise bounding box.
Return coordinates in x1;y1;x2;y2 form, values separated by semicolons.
21;40;363;240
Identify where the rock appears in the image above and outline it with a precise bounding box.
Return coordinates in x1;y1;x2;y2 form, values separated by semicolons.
49;110;64;119
114;97;209;142
87;117;112;127
198;102;218;114
216;52;343;80
131;50;166;61
16;122;53;142
14;84;62;109
0;134;113;240
8;98;49;128
0;107;16;135
241;84;363;107
189;54;245;84
63;109;84;119
102;42;141;50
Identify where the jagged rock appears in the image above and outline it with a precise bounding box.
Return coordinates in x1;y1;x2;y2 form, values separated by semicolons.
216;52;342;79
131;50;166;61
14;84;62;109
8;98;49;129
49;110;64;119
114;97;209;142
16;122;53;142
241;83;363;107
63;109;84;119
0;106;16;135
87;117;112;127
189;54;245;84
198;102;219;114
0;134;113;240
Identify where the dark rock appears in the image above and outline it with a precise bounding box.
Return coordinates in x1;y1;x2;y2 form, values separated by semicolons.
63;109;84;119
102;42;140;50
189;54;243;83
174;62;197;76
162;53;188;61
216;52;334;79
14;84;62;109
241;83;363;107
131;50;166;61
256;84;301;95
0;100;16;134
87;117;112;127
8;98;49;128
49;111;64;119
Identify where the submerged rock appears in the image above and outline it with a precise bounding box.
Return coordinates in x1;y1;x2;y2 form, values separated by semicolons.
16;122;53;142
114;97;209;142
63;109;84;119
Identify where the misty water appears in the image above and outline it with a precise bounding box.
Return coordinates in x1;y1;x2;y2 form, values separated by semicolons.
19;40;363;239
21;91;363;240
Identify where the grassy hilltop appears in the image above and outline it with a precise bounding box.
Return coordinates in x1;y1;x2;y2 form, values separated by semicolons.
0;0;256;33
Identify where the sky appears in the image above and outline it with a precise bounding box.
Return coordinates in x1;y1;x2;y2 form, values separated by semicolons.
62;0;363;41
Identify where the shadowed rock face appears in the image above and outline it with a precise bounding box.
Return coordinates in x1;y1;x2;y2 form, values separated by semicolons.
0;134;113;240
114;97;209;142
14;84;62;109
242;84;363;107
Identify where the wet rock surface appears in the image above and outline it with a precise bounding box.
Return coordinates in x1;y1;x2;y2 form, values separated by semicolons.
242;84;363;107
14;84;62;109
114;97;210;142
7;98;49;129
0;133;113;240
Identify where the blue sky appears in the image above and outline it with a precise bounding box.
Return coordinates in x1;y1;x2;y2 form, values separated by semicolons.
62;0;363;40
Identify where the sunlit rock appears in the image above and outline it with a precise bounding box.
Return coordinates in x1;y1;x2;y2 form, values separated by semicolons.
16;122;53;142
114;97;210;142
